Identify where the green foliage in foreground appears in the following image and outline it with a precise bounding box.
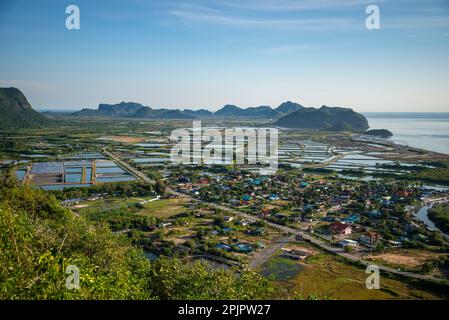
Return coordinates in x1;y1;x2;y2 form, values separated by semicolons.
428;203;449;234
0;178;271;300
406;161;449;185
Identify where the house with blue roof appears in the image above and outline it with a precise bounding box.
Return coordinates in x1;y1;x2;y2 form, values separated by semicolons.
368;210;382;219
234;243;253;253
342;214;361;223
221;227;233;234
215;243;231;251
269;194;280;201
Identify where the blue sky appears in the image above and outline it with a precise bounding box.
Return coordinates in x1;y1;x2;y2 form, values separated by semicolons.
0;0;448;112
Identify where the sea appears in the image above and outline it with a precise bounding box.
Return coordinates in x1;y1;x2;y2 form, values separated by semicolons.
363;112;449;155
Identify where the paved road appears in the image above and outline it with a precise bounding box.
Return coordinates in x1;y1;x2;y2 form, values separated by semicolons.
424;196;449;205
303;153;345;169
249;237;294;269
103;148;154;183
103;149;445;283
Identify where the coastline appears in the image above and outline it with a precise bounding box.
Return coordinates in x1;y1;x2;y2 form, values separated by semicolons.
364;112;449;156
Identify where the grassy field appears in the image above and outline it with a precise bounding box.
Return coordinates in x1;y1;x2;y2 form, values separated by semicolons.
261;256;303;281
78;196;188;217
137;198;189;218
261;251;446;300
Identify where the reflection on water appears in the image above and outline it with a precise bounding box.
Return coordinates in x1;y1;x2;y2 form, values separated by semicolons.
15;170;26;180
365;113;449;155
415;204;449;237
66;173;82;183
40;184;92;191
415;205;437;230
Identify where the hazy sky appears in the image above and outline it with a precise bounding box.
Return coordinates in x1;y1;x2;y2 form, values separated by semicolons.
0;0;449;112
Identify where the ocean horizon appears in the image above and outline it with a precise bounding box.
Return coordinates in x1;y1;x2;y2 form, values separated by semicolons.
364;112;449;155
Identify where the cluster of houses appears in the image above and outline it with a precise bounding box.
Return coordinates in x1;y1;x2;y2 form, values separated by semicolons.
215;242;255;253
327;221;381;249
61;193;108;206
167;169;448;254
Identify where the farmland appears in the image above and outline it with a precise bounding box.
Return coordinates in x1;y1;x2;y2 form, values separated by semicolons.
2;117;449;300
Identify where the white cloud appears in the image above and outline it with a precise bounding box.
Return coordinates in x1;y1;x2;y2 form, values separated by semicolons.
169;9;354;30
385;16;449;29
262;44;312;54
216;0;389;11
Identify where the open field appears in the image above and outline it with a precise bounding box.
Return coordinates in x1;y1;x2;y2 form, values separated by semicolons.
365;249;446;269
262;250;446;300
137;198;190;218
99;136;147;144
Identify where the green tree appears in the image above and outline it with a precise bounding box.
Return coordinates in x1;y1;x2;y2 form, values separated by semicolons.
154;179;166;195
0;180;271;300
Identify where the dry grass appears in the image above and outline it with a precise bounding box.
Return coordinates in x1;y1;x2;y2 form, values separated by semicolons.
365;250;444;268
100;136;146;144
137;198;188;218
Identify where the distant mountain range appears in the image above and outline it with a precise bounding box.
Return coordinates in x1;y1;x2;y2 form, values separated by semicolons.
72;101;305;119
0;87;51;129
0;87;370;132
71;100;369;131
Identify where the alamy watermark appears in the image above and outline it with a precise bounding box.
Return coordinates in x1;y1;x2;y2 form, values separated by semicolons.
66;5;80;30
66;4;380;31
365;264;380;290
66;264;80;290
366;5;381;30
170;121;278;175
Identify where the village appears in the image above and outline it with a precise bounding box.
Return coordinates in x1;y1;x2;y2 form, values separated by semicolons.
174;168;446;245
2;119;449;299
51;156;449;278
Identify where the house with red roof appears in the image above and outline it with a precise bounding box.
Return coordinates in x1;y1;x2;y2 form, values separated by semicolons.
329;221;352;235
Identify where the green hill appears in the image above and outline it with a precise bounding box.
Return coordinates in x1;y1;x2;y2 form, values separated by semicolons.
275;101;304;114
0;87;50;129
0;175;270;299
365;129;393;138
325;121;354;132
275;105;369;131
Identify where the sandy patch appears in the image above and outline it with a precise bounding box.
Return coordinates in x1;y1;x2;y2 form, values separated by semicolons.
172;234;194;245
72;204;88;209
100;136;146;144
263;205;277;211
366;250;442;267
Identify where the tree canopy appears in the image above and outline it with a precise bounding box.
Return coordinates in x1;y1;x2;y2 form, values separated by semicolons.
0;177;271;299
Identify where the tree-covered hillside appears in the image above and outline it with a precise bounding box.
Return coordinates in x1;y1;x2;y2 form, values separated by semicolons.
275;105;369;131
0;174;270;299
0;88;51;129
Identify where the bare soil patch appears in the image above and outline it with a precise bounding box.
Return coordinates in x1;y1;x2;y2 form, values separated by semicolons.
100;136;145;144
366;250;442;267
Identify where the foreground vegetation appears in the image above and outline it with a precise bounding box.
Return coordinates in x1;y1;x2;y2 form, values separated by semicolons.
429;203;449;234
0;175;271;299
